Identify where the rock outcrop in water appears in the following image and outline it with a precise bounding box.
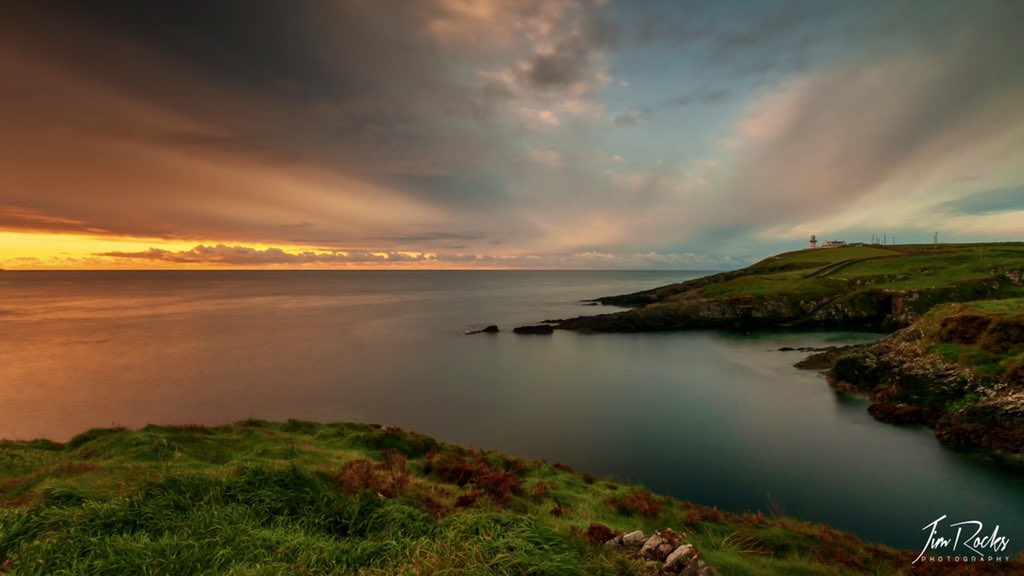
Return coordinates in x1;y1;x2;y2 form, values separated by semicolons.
513;324;554;335
550;244;1024;458
465;325;500;335
798;302;1024;456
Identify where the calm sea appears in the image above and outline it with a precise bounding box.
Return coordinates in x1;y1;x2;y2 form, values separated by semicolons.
1;270;1022;552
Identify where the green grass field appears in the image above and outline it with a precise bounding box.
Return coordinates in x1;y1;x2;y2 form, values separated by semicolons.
702;243;1024;300
0;421;941;575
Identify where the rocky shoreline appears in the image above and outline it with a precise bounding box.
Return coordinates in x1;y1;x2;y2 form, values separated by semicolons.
541;245;1024;458
551;245;1022;334
795;311;1024;457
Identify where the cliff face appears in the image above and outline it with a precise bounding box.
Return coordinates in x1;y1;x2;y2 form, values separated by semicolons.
801;302;1024;455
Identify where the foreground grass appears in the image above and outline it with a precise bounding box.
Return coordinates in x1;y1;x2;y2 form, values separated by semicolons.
0;420;970;575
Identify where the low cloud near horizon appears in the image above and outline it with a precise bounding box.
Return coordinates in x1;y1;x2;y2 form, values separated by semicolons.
1;0;1022;269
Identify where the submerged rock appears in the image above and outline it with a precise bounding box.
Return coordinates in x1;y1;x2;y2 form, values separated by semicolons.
793;345;853;370
513;324;554;335
465;325;500;335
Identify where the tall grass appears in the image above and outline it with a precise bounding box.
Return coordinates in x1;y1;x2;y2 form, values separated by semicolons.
2;421;1017;574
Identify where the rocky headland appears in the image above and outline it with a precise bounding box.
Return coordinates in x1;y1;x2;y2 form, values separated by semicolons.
553;243;1024;456
798;300;1024;455
555;244;1023;334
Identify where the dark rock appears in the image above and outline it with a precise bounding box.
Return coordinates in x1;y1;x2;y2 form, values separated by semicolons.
793;345;857;370
935;397;1024;454
777;346;795;351
811;319;1024;456
868;402;928;425
465;325;500;335
513;324;554;335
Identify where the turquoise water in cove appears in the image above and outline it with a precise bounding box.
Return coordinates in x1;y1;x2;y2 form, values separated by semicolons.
1;270;1022;552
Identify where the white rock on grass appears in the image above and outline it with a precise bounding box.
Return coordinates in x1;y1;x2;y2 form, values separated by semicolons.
663;543;697;573
621;530;647;547
639;533;675;561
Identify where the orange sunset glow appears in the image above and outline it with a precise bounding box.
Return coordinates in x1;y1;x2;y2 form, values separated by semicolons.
0;231;490;270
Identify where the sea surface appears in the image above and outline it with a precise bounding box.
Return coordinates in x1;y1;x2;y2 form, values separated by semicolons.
1;270;1022;552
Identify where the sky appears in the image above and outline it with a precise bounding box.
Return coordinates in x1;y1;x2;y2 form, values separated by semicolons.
1;0;1023;269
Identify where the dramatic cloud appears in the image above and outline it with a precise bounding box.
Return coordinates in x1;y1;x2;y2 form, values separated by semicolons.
1;0;1022;269
696;1;1024;245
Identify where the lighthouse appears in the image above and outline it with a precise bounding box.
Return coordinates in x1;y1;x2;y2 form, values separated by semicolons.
809;235;817;249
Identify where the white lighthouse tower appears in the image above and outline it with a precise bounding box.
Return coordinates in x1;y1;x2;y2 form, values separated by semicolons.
809;234;817;249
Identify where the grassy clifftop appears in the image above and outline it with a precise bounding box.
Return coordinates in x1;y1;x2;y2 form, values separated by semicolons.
0;420;959;575
557;243;1024;332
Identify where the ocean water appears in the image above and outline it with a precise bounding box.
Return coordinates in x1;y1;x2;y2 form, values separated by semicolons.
1;270;1022;552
